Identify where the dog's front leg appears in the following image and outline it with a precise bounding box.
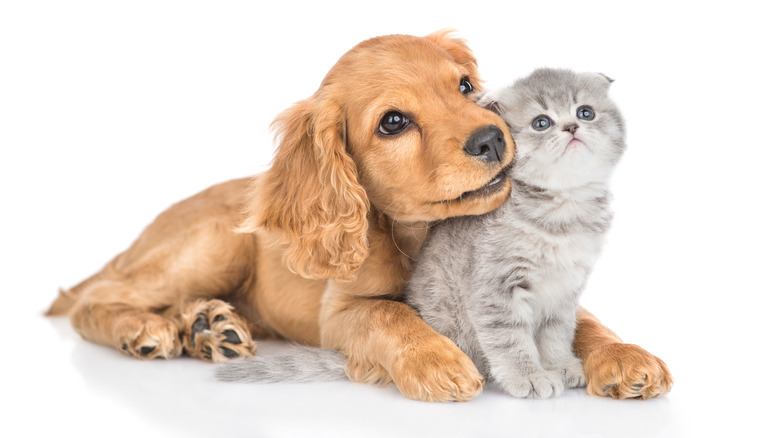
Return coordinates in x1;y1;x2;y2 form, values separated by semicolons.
573;307;673;399
320;287;484;402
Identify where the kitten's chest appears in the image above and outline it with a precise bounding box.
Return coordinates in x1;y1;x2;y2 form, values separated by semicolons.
503;221;604;316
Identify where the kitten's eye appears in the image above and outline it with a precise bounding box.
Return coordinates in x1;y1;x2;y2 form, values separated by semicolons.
577;105;595;121
460;77;475;95
378;111;409;135
532;115;553;131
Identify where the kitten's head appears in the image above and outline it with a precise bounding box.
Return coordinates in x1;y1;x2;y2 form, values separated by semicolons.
479;68;625;190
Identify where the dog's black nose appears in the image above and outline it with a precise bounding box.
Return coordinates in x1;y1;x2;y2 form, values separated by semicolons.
464;125;505;163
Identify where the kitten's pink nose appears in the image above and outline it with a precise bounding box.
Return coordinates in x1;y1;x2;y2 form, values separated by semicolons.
563;123;579;134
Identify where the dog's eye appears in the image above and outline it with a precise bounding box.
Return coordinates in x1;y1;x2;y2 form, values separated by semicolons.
460;77;475;95
378;111;409;135
532;115;553;131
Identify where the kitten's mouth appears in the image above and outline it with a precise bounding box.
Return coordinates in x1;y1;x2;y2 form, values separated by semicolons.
565;137;587;153
437;169;509;204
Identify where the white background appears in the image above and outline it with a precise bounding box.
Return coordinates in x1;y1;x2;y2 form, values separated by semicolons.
2;1;778;437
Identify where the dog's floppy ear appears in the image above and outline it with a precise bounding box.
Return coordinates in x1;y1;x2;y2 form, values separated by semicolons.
425;29;483;89
240;92;370;281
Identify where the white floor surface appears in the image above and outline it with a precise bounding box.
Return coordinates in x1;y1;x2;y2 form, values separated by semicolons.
8;311;774;438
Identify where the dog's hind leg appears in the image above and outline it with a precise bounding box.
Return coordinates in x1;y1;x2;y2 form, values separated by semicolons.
69;279;183;359
68;286;258;362
55;178;260;361
68;283;258;362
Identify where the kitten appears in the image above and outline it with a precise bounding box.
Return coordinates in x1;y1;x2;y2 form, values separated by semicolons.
405;68;625;397
216;68;626;398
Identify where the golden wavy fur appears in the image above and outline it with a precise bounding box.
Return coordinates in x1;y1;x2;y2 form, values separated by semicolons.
47;31;671;401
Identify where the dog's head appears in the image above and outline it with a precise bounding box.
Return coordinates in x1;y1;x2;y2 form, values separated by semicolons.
242;31;515;280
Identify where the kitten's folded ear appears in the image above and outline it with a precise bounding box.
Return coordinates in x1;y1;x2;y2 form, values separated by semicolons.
598;73;615;83
585;73;614;92
475;90;504;115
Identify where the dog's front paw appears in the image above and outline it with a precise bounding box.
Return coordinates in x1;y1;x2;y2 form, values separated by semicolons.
584;343;672;399
502;370;564;399
390;335;484;402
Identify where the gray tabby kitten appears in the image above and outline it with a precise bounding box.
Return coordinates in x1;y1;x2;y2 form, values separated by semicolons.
217;68;626;399
406;68;625;397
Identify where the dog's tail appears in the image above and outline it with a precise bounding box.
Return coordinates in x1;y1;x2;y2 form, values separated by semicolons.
215;346;348;383
45;274;100;316
45;288;78;316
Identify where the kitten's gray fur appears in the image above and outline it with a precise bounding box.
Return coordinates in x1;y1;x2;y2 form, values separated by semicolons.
216;68;626;398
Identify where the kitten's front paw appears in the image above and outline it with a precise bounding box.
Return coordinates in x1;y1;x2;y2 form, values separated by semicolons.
552;359;586;389
503;370;564;399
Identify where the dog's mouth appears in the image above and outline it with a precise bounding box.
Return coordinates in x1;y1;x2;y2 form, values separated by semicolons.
436;169;509;204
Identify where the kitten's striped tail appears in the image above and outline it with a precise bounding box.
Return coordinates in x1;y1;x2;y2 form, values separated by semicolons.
214;346;348;383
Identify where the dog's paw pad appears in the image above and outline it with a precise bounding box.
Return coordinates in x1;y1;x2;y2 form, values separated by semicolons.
182;300;256;363
221;329;241;345
191;313;210;345
220;346;240;358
